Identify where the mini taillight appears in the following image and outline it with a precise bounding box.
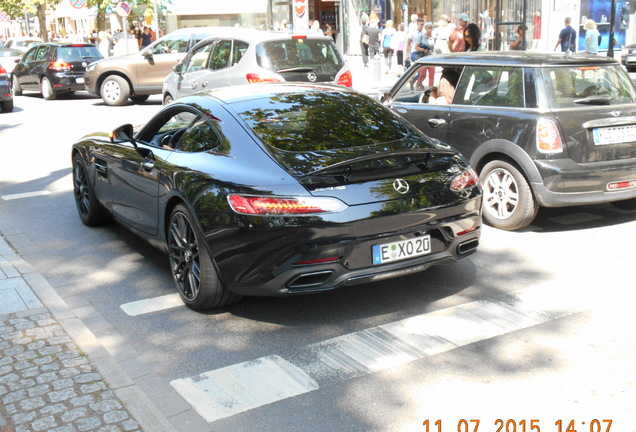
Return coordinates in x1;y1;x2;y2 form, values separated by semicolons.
607;179;636;190
336;69;353;87
451;168;481;191
246;73;283;84
228;195;347;215
49;61;71;71
537;118;563;153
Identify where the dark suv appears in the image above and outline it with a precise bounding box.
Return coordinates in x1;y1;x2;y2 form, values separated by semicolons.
382;52;636;230
12;43;102;100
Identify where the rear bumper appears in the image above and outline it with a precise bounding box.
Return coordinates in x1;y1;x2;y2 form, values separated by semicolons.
50;73;86;91
533;157;636;207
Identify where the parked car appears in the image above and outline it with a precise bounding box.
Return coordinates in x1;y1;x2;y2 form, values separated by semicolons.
12;43;102;100
0;48;23;74
621;43;636;72
71;84;482;310
2;37;43;52
84;27;222;106
0;63;13;113
162;29;351;104
381;52;636;230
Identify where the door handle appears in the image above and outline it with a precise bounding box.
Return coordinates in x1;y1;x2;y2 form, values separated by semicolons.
428;118;447;128
141;160;155;171
201;80;208;88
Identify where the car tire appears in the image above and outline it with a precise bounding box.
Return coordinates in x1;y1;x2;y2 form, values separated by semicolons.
12;75;22;96
480;160;538;231
163;93;174;105
129;94;149;103
611;198;636;210
0;99;12;113
100;75;130;106
41;77;56;100
167;204;242;310
72;154;108;226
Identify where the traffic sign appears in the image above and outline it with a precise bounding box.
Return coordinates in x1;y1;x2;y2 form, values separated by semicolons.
115;2;131;17
70;0;86;9
0;11;11;22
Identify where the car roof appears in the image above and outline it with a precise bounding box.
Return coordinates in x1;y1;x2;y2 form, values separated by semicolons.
415;51;619;67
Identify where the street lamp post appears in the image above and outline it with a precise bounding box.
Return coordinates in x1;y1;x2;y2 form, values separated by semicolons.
608;0;617;57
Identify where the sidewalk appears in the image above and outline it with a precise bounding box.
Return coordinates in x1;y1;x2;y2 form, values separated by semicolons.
346;54;401;96
0;234;174;432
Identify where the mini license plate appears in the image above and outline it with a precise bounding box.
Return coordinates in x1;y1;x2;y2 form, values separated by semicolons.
593;125;636;145
76;77;84;84
372;235;431;265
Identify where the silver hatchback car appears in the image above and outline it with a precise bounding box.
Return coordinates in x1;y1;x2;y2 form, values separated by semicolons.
162;29;351;104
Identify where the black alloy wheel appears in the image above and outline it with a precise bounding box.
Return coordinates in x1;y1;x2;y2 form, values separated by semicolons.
72;155;107;226
167;204;241;310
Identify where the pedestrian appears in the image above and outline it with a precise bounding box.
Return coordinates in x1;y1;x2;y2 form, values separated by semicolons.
510;24;528;50
393;22;407;76
408;13;419;35
98;30;111;58
367;17;382;61
448;13;469;52
432;19;450;54
417;22;436;87
140;27;153;48
360;16;369;68
554;17;577;52
406;18;425;64
464;22;486;51
381;20;396;74
584;19;600;54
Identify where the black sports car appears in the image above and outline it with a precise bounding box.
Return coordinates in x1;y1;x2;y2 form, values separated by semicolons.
71;84;482;310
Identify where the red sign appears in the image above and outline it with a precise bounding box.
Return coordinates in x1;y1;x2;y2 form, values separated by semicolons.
69;0;86;9
115;2;131;17
0;11;11;21
294;0;306;17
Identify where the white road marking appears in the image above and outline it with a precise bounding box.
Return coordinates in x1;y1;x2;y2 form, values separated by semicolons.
171;355;319;423
170;280;596;423
120;293;183;316
1;190;52;201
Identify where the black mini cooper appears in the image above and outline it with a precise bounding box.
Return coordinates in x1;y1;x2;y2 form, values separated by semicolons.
382;52;636;230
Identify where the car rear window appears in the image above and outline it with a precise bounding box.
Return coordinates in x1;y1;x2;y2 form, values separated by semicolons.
256;38;344;74
233;91;411;151
57;46;102;60
543;65;636;108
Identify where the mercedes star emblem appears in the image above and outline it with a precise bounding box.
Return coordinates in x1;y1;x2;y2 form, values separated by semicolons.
393;179;409;194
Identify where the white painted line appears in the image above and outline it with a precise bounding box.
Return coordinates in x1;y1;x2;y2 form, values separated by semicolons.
120;293;183;316
169;279;596;423
1;190;52;201
171;355;319;423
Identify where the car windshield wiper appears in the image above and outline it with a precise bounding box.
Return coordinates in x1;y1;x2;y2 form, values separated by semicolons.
277;67;315;73
573;95;613;105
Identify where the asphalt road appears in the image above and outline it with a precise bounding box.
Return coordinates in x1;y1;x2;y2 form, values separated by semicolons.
1;91;635;432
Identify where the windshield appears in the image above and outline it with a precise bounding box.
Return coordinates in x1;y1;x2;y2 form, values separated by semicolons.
233;91;411;151
543;65;636;108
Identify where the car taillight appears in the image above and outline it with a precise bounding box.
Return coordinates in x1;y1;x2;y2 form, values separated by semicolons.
537;118;563;153
336;69;353;87
49;61;71;72
607;179;636;190
228;195;347;215
0;66;6;74
246;73;283;84
451;168;481;191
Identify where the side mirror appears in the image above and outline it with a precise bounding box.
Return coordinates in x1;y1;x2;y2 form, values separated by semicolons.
143;50;153;60
110;124;134;143
378;92;392;105
173;63;183;74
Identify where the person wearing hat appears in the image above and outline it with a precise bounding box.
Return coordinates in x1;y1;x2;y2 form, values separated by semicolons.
449;13;469;52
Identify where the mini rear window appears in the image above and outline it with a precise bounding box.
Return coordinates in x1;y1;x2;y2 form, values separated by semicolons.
543;65;636;107
234;91;411;151
256;38;344;73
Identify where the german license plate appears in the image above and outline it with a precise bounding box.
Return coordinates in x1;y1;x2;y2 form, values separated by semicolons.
76;77;84;84
593;125;636;145
372;235;431;265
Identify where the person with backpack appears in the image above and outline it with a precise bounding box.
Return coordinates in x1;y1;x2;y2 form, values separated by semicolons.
555;17;577;52
381;20;397;74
